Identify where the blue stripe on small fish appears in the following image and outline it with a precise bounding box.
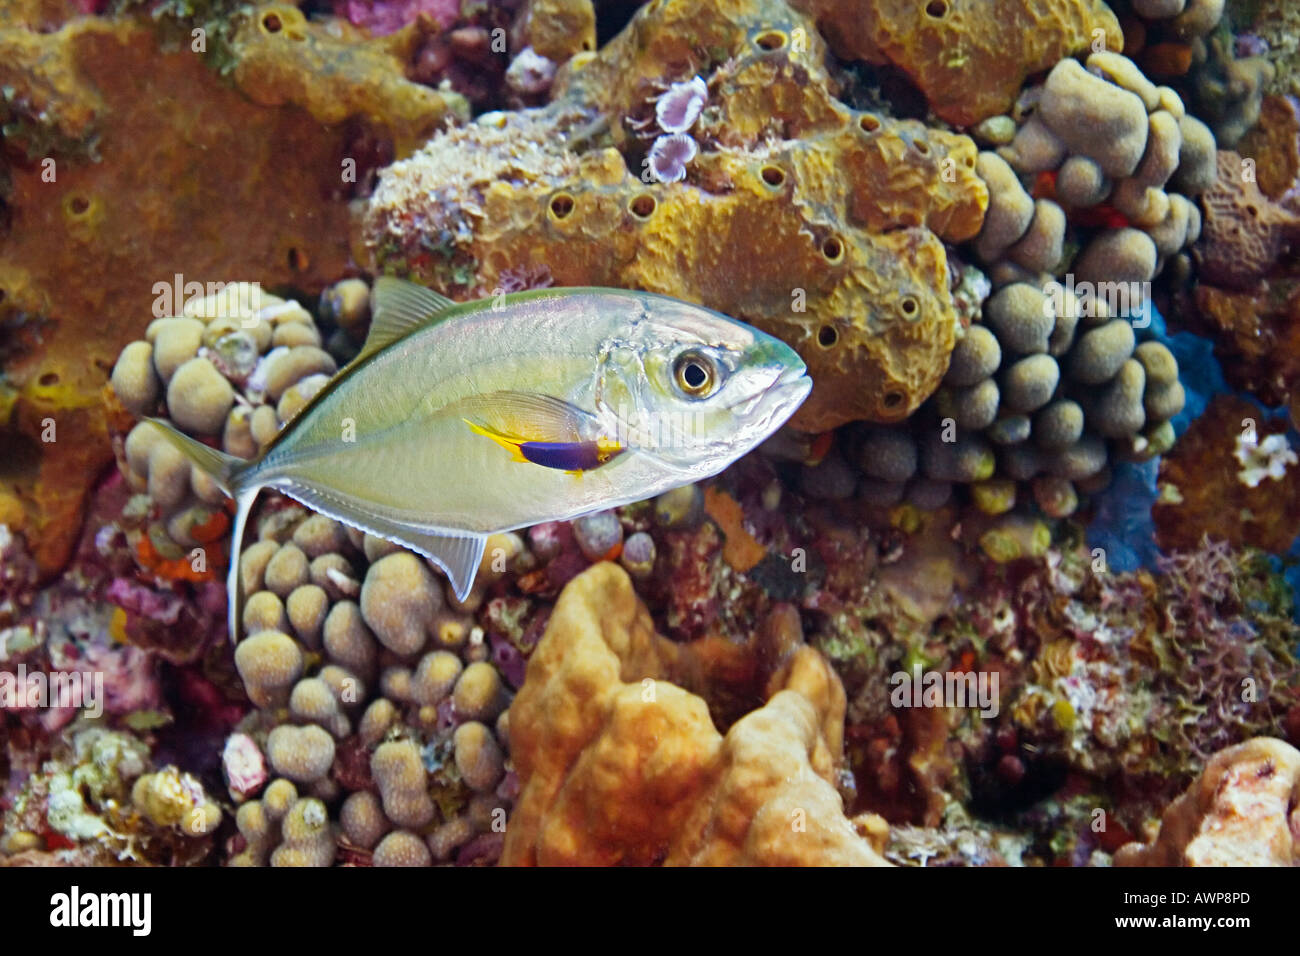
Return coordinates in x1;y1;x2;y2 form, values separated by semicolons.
517;439;625;472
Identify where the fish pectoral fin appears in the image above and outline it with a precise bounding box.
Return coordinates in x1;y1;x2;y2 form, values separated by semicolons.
454;390;600;444
274;481;487;601
352;277;460;364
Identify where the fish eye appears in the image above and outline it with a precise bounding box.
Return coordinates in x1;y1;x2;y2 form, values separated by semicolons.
673;351;719;398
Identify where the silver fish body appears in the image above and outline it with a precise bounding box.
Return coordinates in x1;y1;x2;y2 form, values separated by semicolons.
149;279;811;639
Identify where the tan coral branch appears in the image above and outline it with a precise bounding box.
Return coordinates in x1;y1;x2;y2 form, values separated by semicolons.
501;562;888;866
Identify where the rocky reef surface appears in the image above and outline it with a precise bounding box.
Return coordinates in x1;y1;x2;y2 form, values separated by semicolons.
2;0;1299;867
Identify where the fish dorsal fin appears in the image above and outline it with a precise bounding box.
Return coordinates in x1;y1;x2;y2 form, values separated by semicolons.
356;276;460;362
273;479;487;601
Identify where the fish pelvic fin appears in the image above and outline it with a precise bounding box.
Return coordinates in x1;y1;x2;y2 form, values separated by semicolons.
143;419;262;644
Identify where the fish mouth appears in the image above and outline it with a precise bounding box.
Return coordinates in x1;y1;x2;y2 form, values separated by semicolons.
767;363;812;406
722;363;809;418
730;363;810;429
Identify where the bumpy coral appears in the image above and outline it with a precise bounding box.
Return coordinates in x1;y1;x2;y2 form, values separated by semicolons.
360;0;988;431
823;50;1228;521
220;501;524;866
790;0;1123;126
1115;737;1300;866
112;283;344;573
502;562;886;866
834;300;1183;525
980;51;1210;278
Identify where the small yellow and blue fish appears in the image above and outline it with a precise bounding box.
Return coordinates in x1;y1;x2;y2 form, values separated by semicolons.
147;277;812;640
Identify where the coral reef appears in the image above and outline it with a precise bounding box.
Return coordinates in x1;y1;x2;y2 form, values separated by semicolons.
1173;97;1300;412
502;562;886;866
229;4;467;154
10;0;1300;873
1250;0;1300;100
790;0;1123;126
111;282;342;572
0;8;455;577
1115;736;1300;865
1238;93;1300;207
816;514;1300;846
360;0;988;431
976;51;1211;285
333;0;461;37
791;48;1248;523
1127;0;1271;147
1154;394;1300;553
838;293;1185;526
1006;540;1299;787
220;500;522;865
1;724;222;864
1195;149;1300;289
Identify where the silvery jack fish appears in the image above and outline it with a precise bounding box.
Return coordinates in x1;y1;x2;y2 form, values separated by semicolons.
149;277;812;640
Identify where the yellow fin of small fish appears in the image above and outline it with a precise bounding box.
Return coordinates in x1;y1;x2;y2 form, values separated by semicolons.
353;276;459;364
462;419;531;463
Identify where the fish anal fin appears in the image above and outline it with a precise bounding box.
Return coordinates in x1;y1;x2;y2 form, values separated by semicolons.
275;481;487;602
412;532;487;603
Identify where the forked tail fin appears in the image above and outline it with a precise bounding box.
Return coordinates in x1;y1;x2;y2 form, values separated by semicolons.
144;418;250;495
143;419;262;643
